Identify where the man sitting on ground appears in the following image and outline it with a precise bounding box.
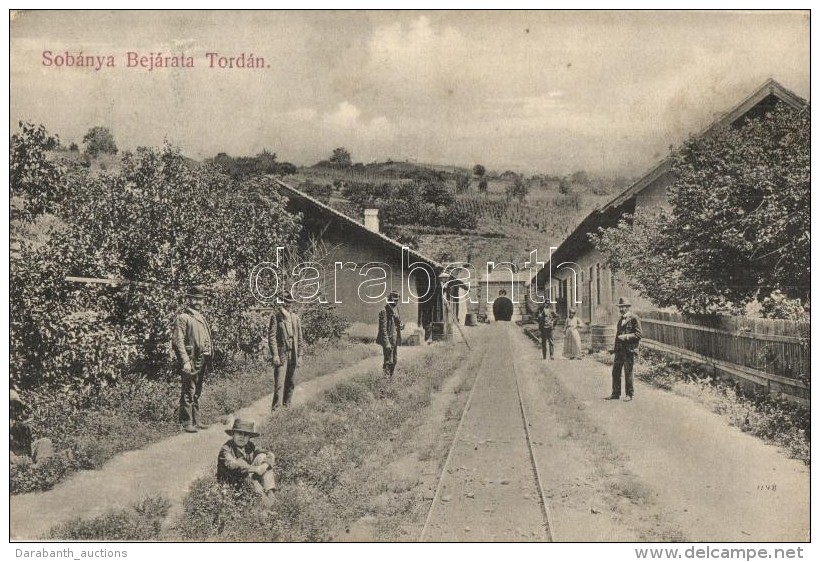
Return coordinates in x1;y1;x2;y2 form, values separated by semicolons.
217;418;276;502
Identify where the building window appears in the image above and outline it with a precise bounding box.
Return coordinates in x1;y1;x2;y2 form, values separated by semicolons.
610;269;616;300
579;271;584;304
596;263;601;304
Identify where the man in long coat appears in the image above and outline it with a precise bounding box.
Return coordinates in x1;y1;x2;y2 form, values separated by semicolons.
172;285;213;432
535;302;558;360
269;291;302;410
606;297;642;402
376;290;404;377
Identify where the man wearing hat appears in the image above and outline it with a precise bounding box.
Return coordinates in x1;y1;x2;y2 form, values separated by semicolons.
535;302;559;360
606;297;642;401
217;418;276;500
268;290;302;409
376;290;404;377
172;285;214;432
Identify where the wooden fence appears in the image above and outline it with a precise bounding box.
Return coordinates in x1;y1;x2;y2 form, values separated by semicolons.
636;310;810;402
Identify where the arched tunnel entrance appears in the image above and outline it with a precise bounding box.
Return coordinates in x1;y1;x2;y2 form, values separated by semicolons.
492;296;514;321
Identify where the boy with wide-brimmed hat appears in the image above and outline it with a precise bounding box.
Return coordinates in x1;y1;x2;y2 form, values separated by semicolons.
217;418;276;500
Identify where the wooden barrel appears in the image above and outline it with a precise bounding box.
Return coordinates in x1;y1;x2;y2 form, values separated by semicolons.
590;324;616;352
465;313;477;326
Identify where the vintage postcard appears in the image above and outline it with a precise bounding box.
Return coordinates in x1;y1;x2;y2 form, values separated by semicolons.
8;9;811;555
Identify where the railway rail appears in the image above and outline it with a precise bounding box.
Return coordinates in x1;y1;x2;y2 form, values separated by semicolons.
419;325;555;541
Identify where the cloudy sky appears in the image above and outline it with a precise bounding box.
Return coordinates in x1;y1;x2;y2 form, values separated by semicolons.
10;10;809;175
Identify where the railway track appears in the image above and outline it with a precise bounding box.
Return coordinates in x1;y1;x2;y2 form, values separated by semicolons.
419;324;555;542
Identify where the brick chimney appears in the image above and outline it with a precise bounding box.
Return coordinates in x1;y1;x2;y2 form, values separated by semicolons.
364;209;379;233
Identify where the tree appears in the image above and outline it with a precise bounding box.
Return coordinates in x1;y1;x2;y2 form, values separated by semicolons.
570;170;589;186
329;147;352;168
69;142;79;152
421;181;455;207
455;173;471;194
472;164;486;177
278;162;297;175
10;122;67;228
478;179;488;193
253;149;278;175
590;101;810;314
11;141;303;389
505;177;528;201
558;177;572;195
82;126;118;157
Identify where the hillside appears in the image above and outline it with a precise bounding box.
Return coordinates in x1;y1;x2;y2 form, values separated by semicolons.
291;159;616;271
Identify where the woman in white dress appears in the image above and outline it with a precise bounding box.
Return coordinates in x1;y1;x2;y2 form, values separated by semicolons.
563;308;583;359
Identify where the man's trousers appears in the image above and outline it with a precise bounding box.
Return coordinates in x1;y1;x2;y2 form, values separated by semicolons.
382;344;398;377
611;352;636;398
179;356;212;427
540;329;554;359
273;349;298;409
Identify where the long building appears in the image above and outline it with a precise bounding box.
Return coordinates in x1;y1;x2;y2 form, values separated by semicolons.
535;79;806;325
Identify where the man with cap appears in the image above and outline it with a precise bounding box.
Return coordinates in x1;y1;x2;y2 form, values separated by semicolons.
268;290;302;410
172;285;214;432
606;297;642;401
217;418;276;501
376;290;404;377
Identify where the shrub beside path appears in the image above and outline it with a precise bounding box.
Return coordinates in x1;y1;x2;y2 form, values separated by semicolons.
10;348;432;540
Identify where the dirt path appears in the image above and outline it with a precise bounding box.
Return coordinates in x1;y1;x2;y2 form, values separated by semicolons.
511;327;810;542
421;324;549;541
414;323;808;542
10;347;432;540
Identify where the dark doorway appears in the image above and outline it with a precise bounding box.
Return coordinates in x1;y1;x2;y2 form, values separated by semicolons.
492;297;514;321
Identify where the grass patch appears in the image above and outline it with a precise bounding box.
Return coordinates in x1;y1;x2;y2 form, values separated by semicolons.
610;477;653;505
171;343;470;541
48;496;170;541
12;339;377;495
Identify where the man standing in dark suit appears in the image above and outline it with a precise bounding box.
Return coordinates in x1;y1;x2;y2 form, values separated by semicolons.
535;302;558;360
172;285;213;432
606;297;642;402
269;291;302;410
376;290;404;377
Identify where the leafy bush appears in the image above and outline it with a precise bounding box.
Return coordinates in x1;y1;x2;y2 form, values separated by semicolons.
422;181;455;207
629;350;810;465
11;128;302;391
10;122;67;227
299;180;333;203
760;290;809;320
435;204;478;230
10;452;77;495
177;477;335;541
49;495;170;540
455;173;471;193
505;177;529;201
299;302;351;345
